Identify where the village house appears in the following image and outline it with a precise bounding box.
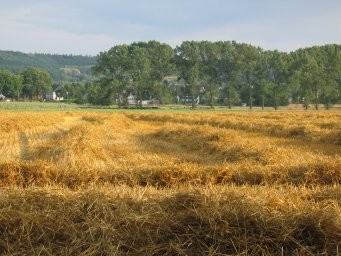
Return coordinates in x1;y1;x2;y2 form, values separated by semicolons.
45;84;64;101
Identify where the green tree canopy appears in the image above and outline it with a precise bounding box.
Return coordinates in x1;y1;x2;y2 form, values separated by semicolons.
90;41;341;108
0;70;23;100
92;41;174;107
175;41;202;108
21;67;53;100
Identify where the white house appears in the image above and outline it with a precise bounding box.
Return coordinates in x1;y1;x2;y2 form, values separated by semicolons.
45;91;64;101
127;93;136;104
45;84;64;101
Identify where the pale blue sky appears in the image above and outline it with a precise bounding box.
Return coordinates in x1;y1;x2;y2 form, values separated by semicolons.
0;0;340;55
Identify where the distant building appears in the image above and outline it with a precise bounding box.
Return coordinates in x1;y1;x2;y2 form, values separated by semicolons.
45;84;64;101
125;93;159;107
164;76;209;105
141;99;160;108
45;91;64;101
127;93;136;105
0;94;10;101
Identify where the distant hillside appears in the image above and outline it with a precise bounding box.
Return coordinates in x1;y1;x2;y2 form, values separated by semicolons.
0;50;97;81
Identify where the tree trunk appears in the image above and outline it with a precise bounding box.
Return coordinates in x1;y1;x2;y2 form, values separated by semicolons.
274;91;278;110
261;95;264;110
136;90;142;109
249;86;253;110
227;87;232;109
117;93;122;109
274;99;278;110
139;92;142;109
315;90;319;110
209;88;214;108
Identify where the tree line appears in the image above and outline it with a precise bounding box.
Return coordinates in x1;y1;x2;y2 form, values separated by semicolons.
92;41;341;109
0;41;340;108
0;67;52;101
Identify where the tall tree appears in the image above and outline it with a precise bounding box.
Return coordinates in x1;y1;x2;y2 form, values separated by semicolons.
291;51;322;110
319;45;341;109
216;41;240;108
198;41;220;108
252;51;270;109
93;41;174;106
8;73;23;100
130;41;175;103
267;51;289;110
236;44;262;109
92;44;131;106
128;46;151;108
175;41;201;108
0;70;21;97
132;41;175;81
21;67;52;100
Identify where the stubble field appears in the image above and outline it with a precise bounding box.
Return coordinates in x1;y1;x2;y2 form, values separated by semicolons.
0;110;340;255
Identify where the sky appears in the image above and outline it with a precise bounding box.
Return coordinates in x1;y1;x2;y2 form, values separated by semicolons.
0;0;340;55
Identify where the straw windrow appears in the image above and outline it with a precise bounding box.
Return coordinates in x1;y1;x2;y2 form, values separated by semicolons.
0;110;340;255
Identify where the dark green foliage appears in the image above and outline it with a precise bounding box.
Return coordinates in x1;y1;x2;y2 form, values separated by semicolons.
1;42;340;107
0;70;23;100
21;67;53;100
56;82;87;104
175;41;202;108
92;41;175;107
0;51;96;81
289;44;341;109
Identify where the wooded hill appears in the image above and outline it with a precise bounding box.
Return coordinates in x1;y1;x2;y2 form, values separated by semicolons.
0;50;97;81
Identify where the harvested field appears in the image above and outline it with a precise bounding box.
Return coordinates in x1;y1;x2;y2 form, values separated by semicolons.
0;110;340;255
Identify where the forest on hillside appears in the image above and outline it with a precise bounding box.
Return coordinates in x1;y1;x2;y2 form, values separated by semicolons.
0;51;97;81
0;41;340;109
